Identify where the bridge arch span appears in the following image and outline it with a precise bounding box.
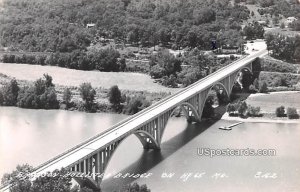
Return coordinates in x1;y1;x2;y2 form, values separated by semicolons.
198;81;230;119
69;129;160;188
169;102;200;122
100;130;160;179
213;82;230;98
229;67;253;95
158;102;200;143
134;130;160;149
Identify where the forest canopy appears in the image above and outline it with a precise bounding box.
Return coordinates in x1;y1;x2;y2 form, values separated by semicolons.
0;0;250;52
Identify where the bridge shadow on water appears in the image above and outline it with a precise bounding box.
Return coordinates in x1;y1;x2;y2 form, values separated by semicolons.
101;118;219;191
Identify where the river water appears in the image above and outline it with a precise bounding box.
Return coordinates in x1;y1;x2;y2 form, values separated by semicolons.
0;107;299;192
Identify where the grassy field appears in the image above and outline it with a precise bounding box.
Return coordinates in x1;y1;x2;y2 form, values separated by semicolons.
0;63;180;93
246;91;300;113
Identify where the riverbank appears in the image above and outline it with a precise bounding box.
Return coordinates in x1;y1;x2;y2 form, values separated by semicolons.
222;91;300;123
221;113;300;123
0;72;173;114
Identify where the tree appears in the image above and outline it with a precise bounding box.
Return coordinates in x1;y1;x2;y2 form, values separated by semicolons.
79;83;96;108
266;19;270;26
91;48;121;72
276;106;285;117
0;91;3;105
286;107;299;119
39;87;59;109
0;79;19;106
156;51;181;76
202;96;214;118
149;64;166;79
240;70;253;91
123;95;151;115
253;78;259;90
30;169;72;192
63;88;72;104
162;74;177;88
260;0;274;7
4;165;98;192
122;0;131;9
294;46;300;62
243;21;264;40
259;81;268;93
120;182;150;192
1;164;33;186
177;67;204;87
266;33;298;62
108;85;122;109
7;168;73;192
118;57;126;71
272;17;279;26
237;101;248;117
290;20;300;31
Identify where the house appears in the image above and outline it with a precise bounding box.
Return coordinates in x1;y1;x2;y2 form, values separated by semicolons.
258;20;267;26
220;45;240;54
286;17;297;24
86;23;96;28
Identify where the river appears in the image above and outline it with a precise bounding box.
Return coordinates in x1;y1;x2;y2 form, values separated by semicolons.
0;107;299;192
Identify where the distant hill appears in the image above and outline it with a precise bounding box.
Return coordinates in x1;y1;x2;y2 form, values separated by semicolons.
0;0;251;52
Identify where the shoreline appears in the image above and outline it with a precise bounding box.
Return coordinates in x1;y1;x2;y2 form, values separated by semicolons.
221;113;300;124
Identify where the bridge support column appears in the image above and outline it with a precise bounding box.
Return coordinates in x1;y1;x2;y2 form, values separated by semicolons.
197;88;211;120
157;117;162;146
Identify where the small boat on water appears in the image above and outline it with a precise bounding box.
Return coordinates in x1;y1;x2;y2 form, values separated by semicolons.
219;122;243;131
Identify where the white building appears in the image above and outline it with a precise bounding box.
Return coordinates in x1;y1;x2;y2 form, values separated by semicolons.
286;17;297;24
86;23;96;28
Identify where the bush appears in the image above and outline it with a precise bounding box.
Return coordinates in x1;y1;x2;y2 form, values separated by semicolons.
2;54;16;63
248;84;257;93
275;106;285;117
226;103;238;116
247;105;261;117
287;107;299;119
